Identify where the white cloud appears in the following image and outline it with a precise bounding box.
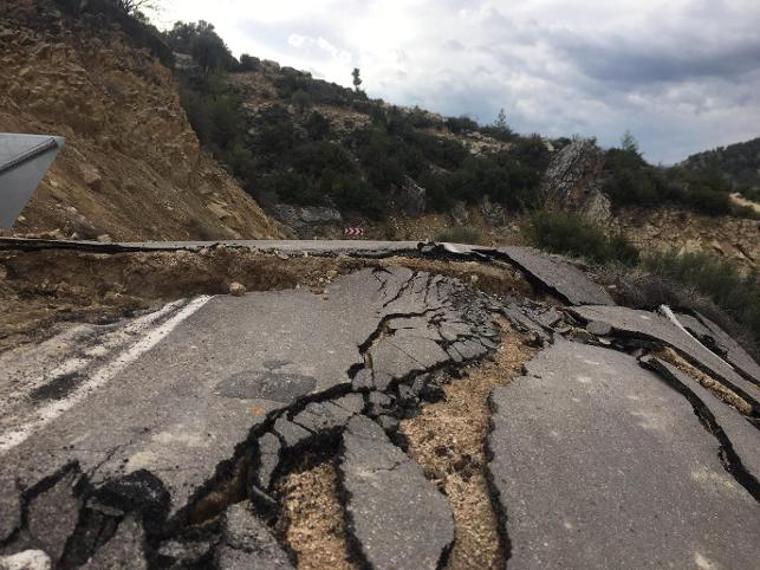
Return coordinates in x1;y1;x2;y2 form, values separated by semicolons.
155;0;760;163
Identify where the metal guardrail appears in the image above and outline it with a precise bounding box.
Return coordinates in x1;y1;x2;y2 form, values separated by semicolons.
0;137;60;176
0;133;65;229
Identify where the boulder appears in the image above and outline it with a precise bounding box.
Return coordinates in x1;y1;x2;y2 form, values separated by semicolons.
391;176;426;216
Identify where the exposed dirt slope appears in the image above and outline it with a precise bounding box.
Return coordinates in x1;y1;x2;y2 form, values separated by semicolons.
612;207;760;269
0;1;281;241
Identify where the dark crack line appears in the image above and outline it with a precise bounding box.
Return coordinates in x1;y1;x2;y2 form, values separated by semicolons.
484;395;514;569
382;272;417;309
640;357;760;503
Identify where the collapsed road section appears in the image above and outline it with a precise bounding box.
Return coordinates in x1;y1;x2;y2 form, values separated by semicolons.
0;264;499;569
1;239;760;569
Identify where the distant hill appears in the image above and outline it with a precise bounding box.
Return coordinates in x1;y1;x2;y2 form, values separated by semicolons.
682;138;760;201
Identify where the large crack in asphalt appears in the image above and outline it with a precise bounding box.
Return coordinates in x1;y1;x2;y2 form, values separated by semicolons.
0;266;504;569
401;322;538;570
641;355;760;502
4;246;760;569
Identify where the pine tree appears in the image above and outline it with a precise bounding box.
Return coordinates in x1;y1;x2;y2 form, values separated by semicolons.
352;68;363;93
620;130;640;155
495;108;508;130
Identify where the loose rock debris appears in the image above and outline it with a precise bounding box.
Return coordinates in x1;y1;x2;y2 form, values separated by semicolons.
0;240;759;569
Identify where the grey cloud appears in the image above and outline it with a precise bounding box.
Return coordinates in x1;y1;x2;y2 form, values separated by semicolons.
553;32;760;85
216;0;760;163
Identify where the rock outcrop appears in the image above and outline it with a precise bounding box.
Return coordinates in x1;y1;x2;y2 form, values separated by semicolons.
540;137;612;221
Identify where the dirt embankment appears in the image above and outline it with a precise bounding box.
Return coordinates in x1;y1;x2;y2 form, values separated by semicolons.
0;246;534;353
612;207;760;270
0;1;281;241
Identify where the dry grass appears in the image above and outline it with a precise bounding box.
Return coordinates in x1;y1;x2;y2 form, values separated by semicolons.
401;323;538;570
656;347;753;415
275;459;357;570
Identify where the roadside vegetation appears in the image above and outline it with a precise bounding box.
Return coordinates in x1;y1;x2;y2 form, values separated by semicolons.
526;210;760;350
601;139;741;217
526;210;639;266
434;227;485;245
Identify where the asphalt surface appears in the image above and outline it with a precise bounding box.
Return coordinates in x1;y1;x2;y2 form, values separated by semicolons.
570;304;760;411
675;311;760;384
0;265;496;568
488;340;760;569
340;416;455;570
2;241;760;569
498;246;615;306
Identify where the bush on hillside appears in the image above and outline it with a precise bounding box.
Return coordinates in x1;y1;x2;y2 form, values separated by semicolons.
165;21;238;72
239;54;261;71
445;116;479;134
526;210;640;266
603;148;733;216
423;139;549;213
641;251;760;341
434;226;484;245
526;211;760;351
56;0;174;65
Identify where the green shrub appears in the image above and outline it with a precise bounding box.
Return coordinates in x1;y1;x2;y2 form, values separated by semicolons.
603;149;733;216
165;21;238;73
239;54;260;71
526;210;640;266
445;116;478;134
434;226;484;244
641;250;760;342
305;112;331;141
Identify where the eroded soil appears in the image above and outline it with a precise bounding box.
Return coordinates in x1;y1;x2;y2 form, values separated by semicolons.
0;247;533;352
401;324;538;570
276;458;357;570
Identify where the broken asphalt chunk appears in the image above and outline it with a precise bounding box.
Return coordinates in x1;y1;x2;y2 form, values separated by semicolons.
570;305;760;412
340;416;454;570
255;433;281;491
642;356;760;494
497;246;615;306
81;515;146;570
273;418;312;450
499;303;551;344
675;312;760;385
216;503;294;569
0;475;21;543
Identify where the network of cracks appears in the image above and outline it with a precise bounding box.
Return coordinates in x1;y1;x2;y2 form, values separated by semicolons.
1;247;760;570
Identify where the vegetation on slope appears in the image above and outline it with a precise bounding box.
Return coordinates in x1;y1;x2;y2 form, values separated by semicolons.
527;210;760;349
682;137;760;201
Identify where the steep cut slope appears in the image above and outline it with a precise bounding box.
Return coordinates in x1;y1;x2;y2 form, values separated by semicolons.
0;1;281;241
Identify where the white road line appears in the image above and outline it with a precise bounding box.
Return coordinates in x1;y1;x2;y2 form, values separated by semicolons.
0;295;213;455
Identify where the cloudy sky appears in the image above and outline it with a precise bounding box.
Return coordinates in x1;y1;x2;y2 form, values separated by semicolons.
156;0;760;164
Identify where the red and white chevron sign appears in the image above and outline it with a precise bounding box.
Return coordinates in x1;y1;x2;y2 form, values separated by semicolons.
344;227;365;238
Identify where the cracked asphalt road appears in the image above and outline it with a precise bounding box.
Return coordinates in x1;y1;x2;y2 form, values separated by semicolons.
1;240;760;570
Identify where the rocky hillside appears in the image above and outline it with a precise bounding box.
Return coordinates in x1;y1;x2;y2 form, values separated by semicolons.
0;0;281;241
